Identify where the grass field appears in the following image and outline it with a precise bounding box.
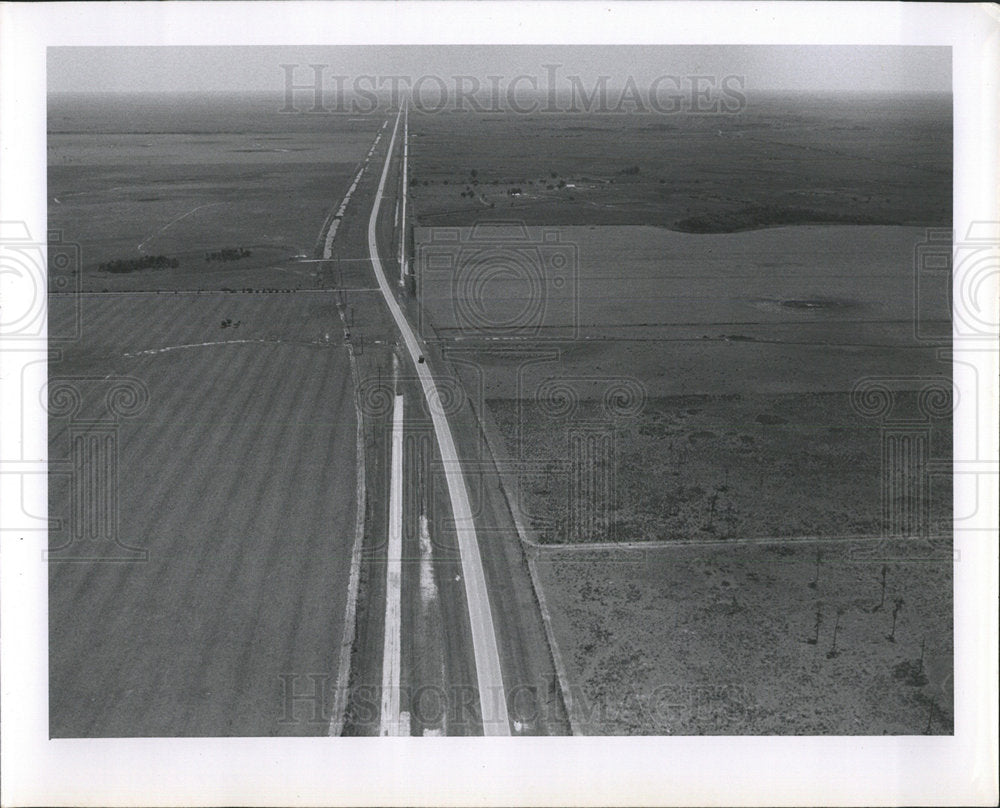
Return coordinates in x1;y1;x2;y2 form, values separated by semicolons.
409;94;953;735
48;153;357;291
534;538;953;734
408;93;950;231
415;223;952;544
48;93;380;292
416;223;948;390
45;92;388;736
48;292;358;736
493;391;951;544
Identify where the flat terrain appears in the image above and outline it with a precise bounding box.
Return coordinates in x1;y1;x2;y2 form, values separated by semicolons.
333;117;569;735
48;293;358;736
46;94;374;736
48;93;377;292
408;94;950;231
408;93;953;735
535;538;953;734
47;96;566;738
494;391;951;544
415;224;952;543
46;90;954;736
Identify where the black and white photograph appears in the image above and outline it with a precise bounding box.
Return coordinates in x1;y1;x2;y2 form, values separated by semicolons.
1;2;997;806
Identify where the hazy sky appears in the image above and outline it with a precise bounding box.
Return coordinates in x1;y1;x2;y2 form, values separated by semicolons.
48;45;951;94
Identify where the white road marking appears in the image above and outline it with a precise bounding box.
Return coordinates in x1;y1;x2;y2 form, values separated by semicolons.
369;108;511;736
379;393;405;736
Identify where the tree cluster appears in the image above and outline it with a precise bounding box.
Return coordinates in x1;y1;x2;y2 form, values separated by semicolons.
99;255;178;273
205;247;252;262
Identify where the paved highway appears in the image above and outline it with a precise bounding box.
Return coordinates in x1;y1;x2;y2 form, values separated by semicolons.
329;106;571;736
366;106;511;736
48;107;566;738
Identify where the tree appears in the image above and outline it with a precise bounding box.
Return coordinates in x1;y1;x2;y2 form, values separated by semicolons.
923;696;937;734
808;549;823;589
870;564;888;612
826;607;845;659
807;603;822;645
887;597;905;642
705;489;720;533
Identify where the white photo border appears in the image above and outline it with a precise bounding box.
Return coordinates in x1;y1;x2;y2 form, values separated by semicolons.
1;2;997;806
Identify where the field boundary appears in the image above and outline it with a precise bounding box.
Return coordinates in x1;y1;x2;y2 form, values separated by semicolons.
324;173;371;737
528;533;954;553
312;128;384;259
326;330;367;738
455;390;933;558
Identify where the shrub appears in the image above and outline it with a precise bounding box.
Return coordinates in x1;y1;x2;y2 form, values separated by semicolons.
99;255;178;273
205;247;252;263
